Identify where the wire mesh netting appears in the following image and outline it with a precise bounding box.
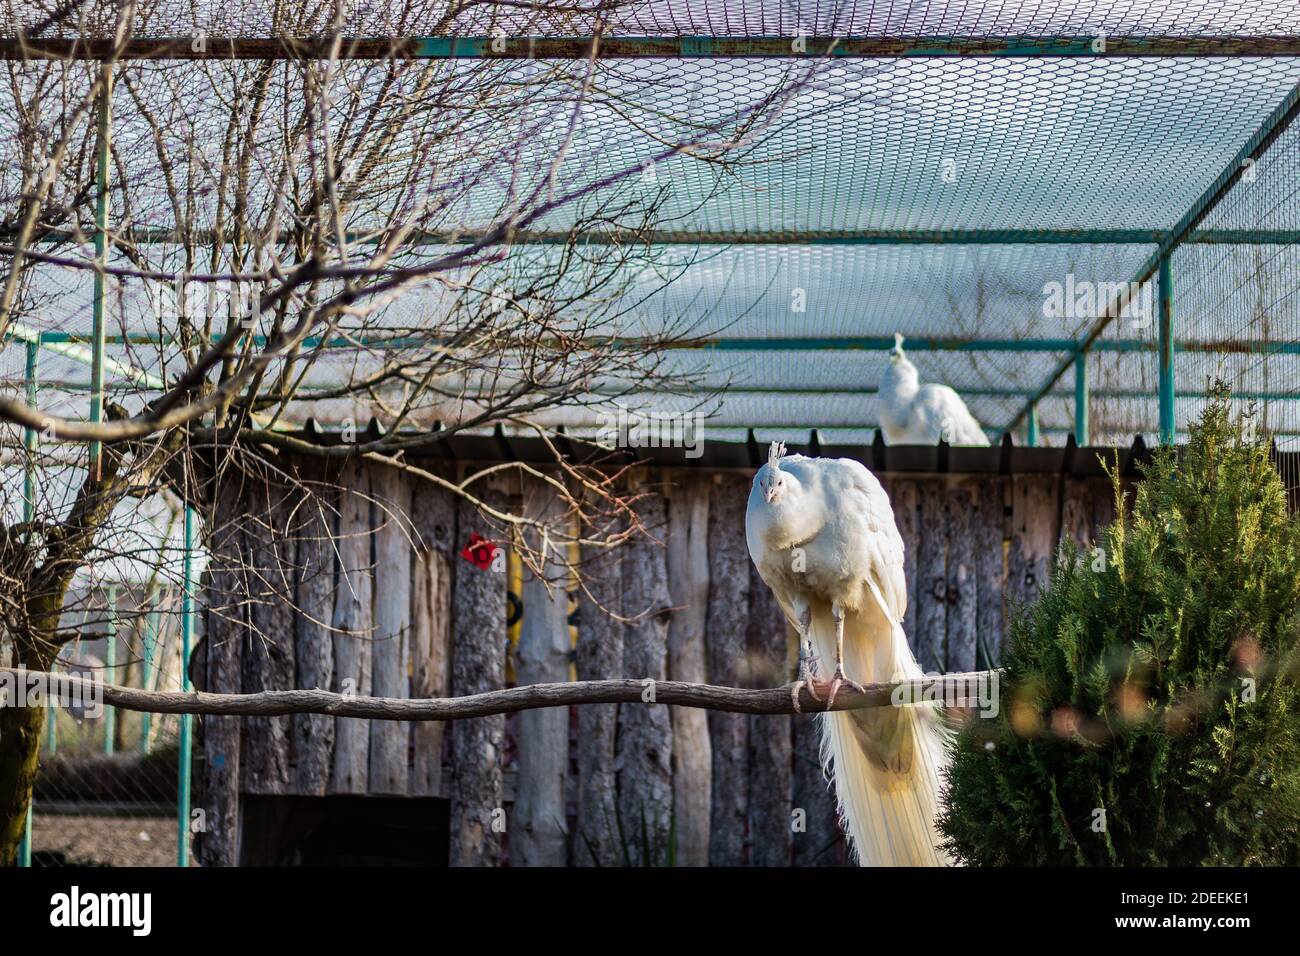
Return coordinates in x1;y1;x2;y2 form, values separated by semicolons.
24;585;193;867
3;6;1298;450
2;0;1300;870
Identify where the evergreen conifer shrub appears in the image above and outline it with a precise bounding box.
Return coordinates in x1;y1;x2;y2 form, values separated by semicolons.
939;392;1300;865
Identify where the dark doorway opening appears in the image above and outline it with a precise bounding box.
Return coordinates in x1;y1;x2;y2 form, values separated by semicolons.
239;795;449;866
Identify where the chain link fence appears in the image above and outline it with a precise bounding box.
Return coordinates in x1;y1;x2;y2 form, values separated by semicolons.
25;583;191;867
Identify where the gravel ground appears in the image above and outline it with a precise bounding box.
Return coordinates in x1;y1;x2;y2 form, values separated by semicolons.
31;814;188;867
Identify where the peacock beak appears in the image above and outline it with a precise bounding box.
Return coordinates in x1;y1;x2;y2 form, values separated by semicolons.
765;486;777;503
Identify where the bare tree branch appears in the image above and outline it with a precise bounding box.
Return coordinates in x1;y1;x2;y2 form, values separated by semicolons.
1;667;997;720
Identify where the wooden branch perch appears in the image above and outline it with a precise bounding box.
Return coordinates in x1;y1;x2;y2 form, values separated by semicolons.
1;668;997;721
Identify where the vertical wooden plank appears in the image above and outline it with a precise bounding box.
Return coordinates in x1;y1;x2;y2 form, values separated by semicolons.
408;471;456;798
945;480;978;673
747;571;793;866
329;461;373;794
449;486;507;867
976;477;1008;665
792;714;848;866
617;489;674;866
665;476;711;866
1092;476;1118;538
369;465;411;794
197;479;247;866
887;479;920;649
513;479;571;866
1060;478;1094;553
292;467;336;795
705;473;750;866
1008;475;1059;614
916;479;947;674
574;517;623;867
241;479;295;794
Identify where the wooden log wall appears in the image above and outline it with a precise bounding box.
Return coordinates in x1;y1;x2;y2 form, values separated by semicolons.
195;458;1118;867
512;481;571;866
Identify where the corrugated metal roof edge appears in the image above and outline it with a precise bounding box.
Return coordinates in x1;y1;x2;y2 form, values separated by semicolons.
288;419;1200;478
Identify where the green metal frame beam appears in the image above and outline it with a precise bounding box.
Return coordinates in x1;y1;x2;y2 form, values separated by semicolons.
1008;76;1300;435
4;324;165;388
17;329;1300;357
6;36;1300;61
15;226;1300;247
103;586;117;756
634;385;1300;402
727;423;1300;438
16;339;37;869
178;505;195;867
672;336;1300;354
89;62;112;481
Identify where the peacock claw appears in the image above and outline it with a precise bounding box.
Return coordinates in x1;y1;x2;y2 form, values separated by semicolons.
824;668;866;711
793;643;821;714
792;674;821;713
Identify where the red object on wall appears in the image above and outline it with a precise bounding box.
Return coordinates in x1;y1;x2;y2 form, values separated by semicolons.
460;532;499;570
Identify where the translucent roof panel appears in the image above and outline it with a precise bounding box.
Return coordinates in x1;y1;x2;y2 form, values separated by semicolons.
625;242;1154;339
6;4;1300;454
438;56;1300;236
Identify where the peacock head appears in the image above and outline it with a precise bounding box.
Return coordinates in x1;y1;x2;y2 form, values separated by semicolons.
760;440;790;503
888;331;906;364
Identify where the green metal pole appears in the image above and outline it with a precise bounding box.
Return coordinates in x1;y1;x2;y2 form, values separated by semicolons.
1158;254;1176;445
1074;352;1090;446
177;506;196;867
45;692;56;755
17;339;38;868
103;585;117;755
23;341;37;514
89;61;112;482
140;586;156;754
18;804;31;867
1026;404;1039;447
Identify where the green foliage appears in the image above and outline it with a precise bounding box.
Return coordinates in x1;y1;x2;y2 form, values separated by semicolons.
939;390;1300;865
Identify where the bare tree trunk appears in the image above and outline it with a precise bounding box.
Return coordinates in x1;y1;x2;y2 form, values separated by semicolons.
706;474;751;866
0;639;52;865
512;480;570;866
293;468;336;795
666;477;711;866
330;461;373;794
574;517;623;867
369;465;411;795
617;490;673;866
449;487;507;867
409;470;456;797
747;569;792;866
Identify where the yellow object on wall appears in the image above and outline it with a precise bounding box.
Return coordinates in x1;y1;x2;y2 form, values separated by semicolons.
505;536;581;684
506;549;522;684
